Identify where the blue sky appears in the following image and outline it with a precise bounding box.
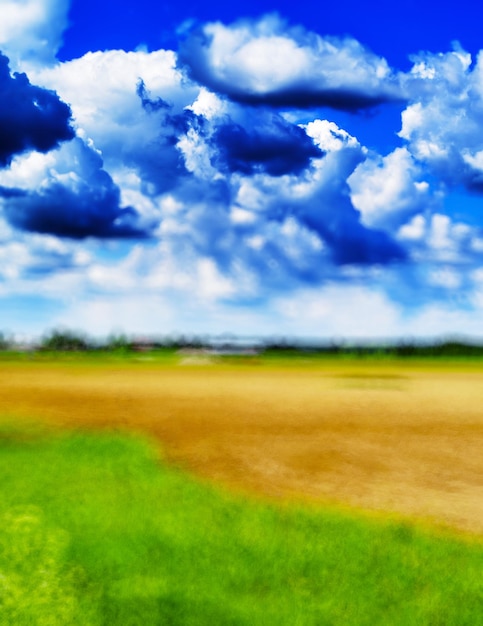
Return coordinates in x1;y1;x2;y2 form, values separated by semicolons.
1;0;483;340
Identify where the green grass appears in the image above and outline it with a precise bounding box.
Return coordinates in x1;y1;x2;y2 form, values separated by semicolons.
4;346;483;369
0;421;481;625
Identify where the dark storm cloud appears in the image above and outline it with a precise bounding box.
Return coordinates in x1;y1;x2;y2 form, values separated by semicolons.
296;178;408;265
136;81;206;137
276;148;408;266
0;139;150;239
224;88;400;112
0;52;74;167
136;79;171;112
130;82;205;196
306;212;407;265
1;185;146;239
135;80;319;190
303;192;406;266
212;115;322;176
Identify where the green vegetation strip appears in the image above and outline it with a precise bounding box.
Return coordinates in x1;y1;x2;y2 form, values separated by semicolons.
0;421;481;625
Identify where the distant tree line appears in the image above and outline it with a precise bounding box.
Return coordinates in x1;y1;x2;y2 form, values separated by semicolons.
263;340;483;357
6;330;208;353
39;330;91;352
1;330;483;357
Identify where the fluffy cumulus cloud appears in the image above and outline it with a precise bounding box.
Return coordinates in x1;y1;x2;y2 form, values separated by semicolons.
0;0;70;69
400;47;483;192
349;147;435;230
178;14;404;110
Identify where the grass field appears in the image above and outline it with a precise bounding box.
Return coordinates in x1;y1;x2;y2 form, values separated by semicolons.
0;352;482;623
1;352;482;533
0;425;482;625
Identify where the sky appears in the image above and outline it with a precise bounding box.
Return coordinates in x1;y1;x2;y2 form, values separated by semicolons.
2;0;483;341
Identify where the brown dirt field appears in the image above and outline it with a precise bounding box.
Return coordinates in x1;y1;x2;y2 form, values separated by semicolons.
0;359;482;535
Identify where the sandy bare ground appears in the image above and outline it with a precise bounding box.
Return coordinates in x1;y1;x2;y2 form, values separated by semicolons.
1;359;482;535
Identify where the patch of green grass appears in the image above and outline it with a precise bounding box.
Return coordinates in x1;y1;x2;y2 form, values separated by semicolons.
4;347;483;370
0;421;481;625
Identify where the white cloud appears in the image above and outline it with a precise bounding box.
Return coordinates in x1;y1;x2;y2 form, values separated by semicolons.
427;214;454;250
400;48;483;191
349;147;432;229
462;149;483;172
187;88;227;119
302;119;360;152
53;294;180;338
428;267;462;289
39;280;483;341
471;238;483;253
200;18;309;91
34;49;191;124
404;304;483;339
397;214;426;241
274;284;402;338
0;227;91;283
396;212;477;266
176;127;219;178
0;0;70;69
196;258;235;299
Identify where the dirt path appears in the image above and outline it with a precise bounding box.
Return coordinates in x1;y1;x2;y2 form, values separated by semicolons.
1;360;482;534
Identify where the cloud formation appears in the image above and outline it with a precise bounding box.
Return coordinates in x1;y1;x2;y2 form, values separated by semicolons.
34;49;199;196
0;52;74;167
400;48;483;193
179;15;404;110
212;111;322;176
5;8;483;339
292;151;407;266
0;0;70;69
0;138;150;238
349;147;434;230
